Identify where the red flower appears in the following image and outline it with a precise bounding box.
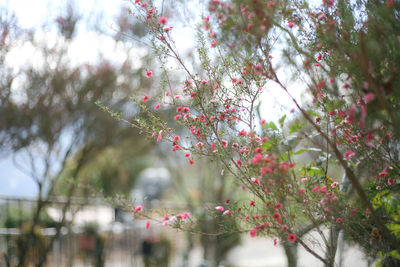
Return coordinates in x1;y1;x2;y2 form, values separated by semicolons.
142;94;149;103
135;205;143;213
379;171;388;177
159;17;168;25
344;150;355;160
146;221;150;229
215;206;224;212
272;212;281;221
250;228;257;237
288;233;296;242
238;129;247;136
211;143;217;153
145;70;152;78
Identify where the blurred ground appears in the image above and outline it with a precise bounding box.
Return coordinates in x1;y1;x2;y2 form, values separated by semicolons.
226;235;374;267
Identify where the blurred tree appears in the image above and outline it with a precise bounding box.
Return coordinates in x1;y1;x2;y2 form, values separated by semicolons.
0;3;156;266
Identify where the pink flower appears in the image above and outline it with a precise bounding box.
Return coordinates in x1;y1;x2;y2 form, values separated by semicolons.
379;171;388;177
221;140;228;147
145;70;152;78
188;158;194;165
344;150;355;160
157;131;163;142
159;16;168;25
288;21;295;28
211;143;217;153
331;181;339;188
215;206;224;212
250;200;256;207
319;185;327;193
173;136;181;142
301;177;308;183
272;212;281;221
211;40;218;47
223;210;232;216
201;80;208;84
250;228;257;237
146;221;150;229
336;218;342;223
154;103;160;110
196;142;204;149
323;0;335;8
388;178;395;185
288;233;296;242
185;153;191;158
299;189;305;194
274;238;278;246
251;153;263;164
142;94;149;102
163;26;173;32
135;205;143;213
260;119;266;125
364;93;375;104
238;129;247;136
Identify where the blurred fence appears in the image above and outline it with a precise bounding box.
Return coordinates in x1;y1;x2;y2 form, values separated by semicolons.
0;196;181;267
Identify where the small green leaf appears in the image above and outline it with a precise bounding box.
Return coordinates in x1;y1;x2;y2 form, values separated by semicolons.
294;147;321;155
289;122;303;133
263;122;278;131
279;115;286;128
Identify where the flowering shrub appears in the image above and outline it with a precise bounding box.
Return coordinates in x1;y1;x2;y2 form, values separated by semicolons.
114;0;400;265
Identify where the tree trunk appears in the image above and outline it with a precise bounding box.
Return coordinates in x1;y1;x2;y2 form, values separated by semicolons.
283;242;298;267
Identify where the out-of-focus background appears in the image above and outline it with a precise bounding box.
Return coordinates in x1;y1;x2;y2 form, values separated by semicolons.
0;0;374;266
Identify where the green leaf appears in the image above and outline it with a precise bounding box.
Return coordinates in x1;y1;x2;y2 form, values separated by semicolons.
263;122;278;131
294;147;321;155
289;122;303;133
279;115;286;128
